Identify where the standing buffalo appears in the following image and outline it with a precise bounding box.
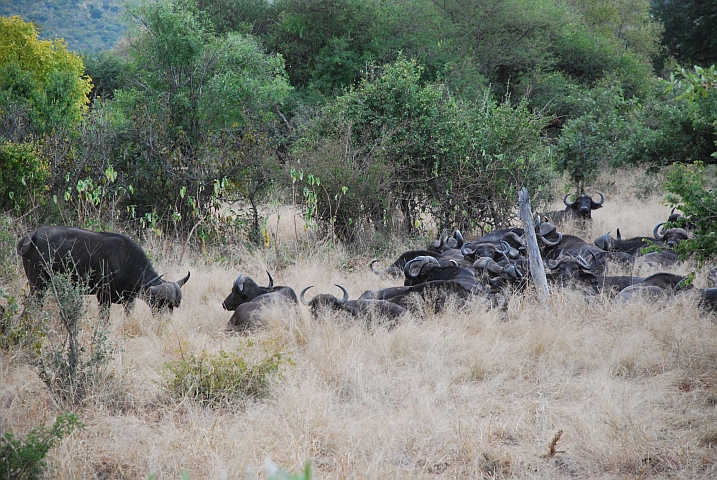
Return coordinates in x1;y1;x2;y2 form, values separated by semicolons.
17;226;190;317
222;272;298;332
546;193;604;223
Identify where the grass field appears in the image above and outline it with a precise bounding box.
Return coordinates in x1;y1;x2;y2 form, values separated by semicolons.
2;171;717;479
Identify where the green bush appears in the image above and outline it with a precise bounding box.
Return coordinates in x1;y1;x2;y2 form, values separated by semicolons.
163;348;286;408
664;161;717;263
0;412;82;480
0;142;49;214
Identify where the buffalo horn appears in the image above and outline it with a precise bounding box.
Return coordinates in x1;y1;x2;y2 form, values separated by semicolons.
144;274;164;287
616;228;622;241
335;284;349;304
453;230;464;247
564;193;575;207
593;192;605;206
176;271;191;286
461;243;474;257
300;286;313;305
653;222;666;240
266;270;274;288
538;231;562;247
234;275;244;291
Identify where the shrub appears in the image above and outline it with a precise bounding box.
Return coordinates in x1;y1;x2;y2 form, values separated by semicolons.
31;271;116;406
0;412;82;480
664;161;717;263
0;141;49;214
163;348;286;408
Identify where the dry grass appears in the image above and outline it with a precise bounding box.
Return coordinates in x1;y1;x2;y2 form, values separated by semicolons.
2;170;717;479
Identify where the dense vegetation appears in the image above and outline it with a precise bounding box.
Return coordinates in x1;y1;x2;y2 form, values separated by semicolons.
0;0;716;256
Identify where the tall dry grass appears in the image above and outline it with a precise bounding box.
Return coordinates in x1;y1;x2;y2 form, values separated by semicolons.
2;170;717;479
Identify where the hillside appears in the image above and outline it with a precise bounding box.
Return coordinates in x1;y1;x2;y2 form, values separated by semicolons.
0;0;133;53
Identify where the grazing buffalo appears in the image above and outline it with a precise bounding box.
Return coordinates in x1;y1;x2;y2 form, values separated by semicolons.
222;272;298;332
300;285;408;328
17;226;190;317
546;193;604;223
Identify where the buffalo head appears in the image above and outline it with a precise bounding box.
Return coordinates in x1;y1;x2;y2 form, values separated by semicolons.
653;223;689;248
143;272;191;312
222;271;274;310
564;192;604;219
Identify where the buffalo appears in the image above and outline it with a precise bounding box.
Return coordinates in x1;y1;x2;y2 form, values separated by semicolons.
545;193;604;223
300;285;408;328
17;226;190;317
222;272;298;332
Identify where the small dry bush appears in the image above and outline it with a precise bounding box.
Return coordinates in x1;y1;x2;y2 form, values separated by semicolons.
162;347;287;409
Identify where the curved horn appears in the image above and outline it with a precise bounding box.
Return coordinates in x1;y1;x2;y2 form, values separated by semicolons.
653;222;666;240
671;206;677;215
593;192;604;206
564;194;575;207
498;240;510;253
234;275;244;291
461;243;475;257
616;228;622;241
335;284;349;304
538;232;562;247
300;286;313;305
175;272;190;287
370;259;382;274
484;258;506;275
144;274;164;287
453;230;464;247
266;270;274;288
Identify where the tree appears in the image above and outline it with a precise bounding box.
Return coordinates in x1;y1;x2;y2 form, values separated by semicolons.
652;0;717;67
0;16;92;140
109;1;291;233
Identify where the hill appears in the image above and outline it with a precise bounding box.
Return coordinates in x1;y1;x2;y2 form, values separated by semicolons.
0;0;133;53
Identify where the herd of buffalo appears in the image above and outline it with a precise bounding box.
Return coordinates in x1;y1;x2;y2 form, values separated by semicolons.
13;194;717;332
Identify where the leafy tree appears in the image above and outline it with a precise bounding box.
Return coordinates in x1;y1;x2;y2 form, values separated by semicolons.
0;16;92;140
664;162;717;263
108;1;291;233
652;0;717;67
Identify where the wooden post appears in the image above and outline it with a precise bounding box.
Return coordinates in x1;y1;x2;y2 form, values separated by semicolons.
518;187;550;303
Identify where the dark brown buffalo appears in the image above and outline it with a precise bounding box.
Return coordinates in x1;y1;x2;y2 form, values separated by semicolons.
17;226;190;317
545;193;604;223
300;285;408;328
222;272;298;332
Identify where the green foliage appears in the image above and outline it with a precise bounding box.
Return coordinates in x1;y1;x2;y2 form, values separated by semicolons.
664;162;717;263
0;16;92;140
652;0;717;67
0;142;49;214
163;348;286;408
0;412;82;480
555;82;634;190
293;57;553;238
0;288;44;353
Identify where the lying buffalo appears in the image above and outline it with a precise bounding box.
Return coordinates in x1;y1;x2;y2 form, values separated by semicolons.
17;226;190;317
300;285;408;328
222;272;298;332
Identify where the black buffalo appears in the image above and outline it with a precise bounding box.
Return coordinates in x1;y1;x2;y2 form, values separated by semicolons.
222;272;298;332
546;193;604;223
595;224;689;255
403;255;478;288
370;249;466;277
300;285;408;328
17;226;190;316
